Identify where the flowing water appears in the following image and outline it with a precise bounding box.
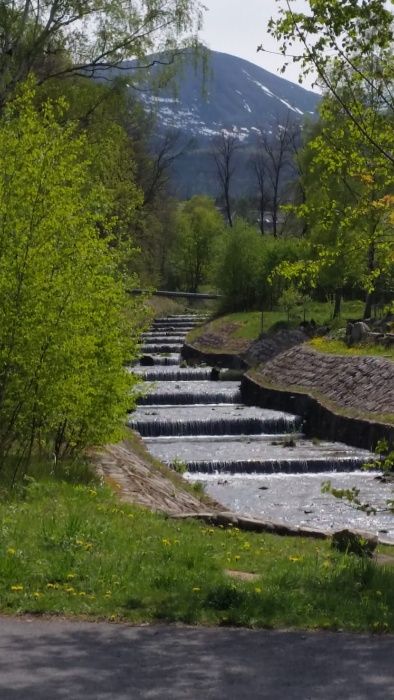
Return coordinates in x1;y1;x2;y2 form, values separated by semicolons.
129;314;394;542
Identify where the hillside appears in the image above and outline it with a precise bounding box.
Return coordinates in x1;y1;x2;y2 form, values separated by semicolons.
131;50;320;198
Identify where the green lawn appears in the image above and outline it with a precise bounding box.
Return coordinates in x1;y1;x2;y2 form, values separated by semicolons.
188;300;366;351
0;479;393;632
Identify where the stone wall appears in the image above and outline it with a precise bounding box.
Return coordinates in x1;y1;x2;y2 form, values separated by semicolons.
252;345;394;416
242;345;394;450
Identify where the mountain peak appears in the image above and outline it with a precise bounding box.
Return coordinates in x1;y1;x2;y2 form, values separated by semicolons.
137;48;319;142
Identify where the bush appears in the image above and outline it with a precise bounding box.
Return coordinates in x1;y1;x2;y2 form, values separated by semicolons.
0;83;142;471
215;220;265;310
215;221;306;312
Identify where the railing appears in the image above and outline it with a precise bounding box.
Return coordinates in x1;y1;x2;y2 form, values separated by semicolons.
128;289;222;300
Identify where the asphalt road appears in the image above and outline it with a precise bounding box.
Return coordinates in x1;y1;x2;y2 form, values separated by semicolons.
0;618;393;699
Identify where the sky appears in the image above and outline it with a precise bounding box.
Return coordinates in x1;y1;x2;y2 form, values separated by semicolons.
199;0;315;89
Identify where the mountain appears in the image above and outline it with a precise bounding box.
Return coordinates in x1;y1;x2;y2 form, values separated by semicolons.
125;50;321;198
140;50;318;141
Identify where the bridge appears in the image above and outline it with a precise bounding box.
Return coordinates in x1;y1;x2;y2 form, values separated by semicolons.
128;289;222;300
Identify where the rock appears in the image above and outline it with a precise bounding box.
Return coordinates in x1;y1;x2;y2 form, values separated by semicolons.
348;321;370;345
140;355;155;366
331;529;378;557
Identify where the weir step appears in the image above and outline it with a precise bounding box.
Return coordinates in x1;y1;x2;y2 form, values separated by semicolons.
137;380;241;405
144;436;372;474
132;367;214;381
128;405;302;437
140;344;184;354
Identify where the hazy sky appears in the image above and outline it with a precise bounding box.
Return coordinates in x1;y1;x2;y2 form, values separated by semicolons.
200;0;314;88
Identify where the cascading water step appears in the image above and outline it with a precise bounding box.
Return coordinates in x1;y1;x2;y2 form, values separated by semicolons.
143;435;373;474
152;319;199;326
128;404;302;437
141;335;185;343
131;367;214;381
140;343;184;354
137;380;242;405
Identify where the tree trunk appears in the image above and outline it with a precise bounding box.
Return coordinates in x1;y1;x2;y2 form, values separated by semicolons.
363;292;374;320
333;289;342;318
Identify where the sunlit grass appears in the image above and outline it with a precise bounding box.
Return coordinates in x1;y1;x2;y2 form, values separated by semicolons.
0;480;393;631
310;337;394;361
187;300;366;351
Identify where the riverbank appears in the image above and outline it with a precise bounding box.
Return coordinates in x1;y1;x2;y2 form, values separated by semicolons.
183;321;394;450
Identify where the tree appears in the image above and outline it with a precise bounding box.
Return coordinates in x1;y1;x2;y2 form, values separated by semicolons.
171;196;224;292
273;87;394;319
0;0;204;107
212;131;240;227
0;82;143;472
215;220;265;310
251;149;269;235
251;113;296;236
266;0;394;166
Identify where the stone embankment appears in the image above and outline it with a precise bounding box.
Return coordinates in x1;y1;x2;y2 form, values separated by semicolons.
252;345;394;417
92;440;213;516
243;345;394;450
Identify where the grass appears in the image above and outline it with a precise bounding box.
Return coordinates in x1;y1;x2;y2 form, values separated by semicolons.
310;337;394;362
0;478;393;631
187;301;366;354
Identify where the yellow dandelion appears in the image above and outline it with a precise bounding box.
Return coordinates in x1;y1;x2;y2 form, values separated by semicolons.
7;547;16;556
192;587;201;592
79;592;87;597
65;586;75;593
10;584;24;592
66;573;76;580
254;587;262;594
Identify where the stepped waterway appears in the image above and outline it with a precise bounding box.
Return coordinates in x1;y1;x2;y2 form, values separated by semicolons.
129;313;394;542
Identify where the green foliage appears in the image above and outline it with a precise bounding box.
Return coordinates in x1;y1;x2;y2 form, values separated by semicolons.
364;440;394;477
272;88;394;315
0;0;205;106
172;458;188;475
0;82;143;470
268;1;394;166
215;220;264;310
171;196;225;292
215;219;306;312
278;284;303;321
0;479;393;631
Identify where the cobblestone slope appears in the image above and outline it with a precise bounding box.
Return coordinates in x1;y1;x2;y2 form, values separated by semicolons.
254;345;394;417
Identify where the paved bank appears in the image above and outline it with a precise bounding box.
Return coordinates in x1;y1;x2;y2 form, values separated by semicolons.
0;618;393;699
253;345;394;418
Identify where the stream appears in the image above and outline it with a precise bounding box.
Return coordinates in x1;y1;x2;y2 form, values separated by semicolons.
130;314;394;542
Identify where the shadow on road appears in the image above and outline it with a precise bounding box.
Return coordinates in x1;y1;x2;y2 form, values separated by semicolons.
0;619;392;699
